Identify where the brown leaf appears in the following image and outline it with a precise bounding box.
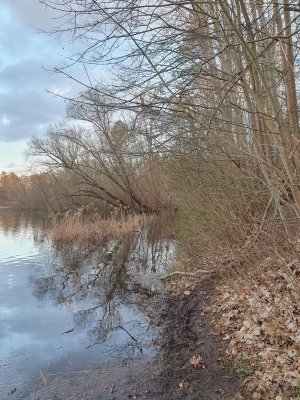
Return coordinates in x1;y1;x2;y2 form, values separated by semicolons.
178;379;189;390
189;355;205;369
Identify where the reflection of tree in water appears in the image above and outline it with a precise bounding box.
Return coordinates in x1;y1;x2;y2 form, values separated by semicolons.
29;219;175;348
0;208;49;242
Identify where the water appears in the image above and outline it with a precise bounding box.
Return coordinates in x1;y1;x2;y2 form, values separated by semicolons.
0;209;175;399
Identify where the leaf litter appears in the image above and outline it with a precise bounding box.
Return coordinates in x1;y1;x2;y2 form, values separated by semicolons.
212;255;300;399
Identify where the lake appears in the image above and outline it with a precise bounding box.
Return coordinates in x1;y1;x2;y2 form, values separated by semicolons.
0;209;175;399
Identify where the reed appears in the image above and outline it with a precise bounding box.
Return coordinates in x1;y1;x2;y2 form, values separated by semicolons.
52;208;154;243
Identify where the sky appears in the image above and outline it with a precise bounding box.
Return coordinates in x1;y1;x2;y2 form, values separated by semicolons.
0;0;92;174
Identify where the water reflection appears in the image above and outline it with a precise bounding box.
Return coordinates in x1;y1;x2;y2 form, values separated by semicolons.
0;209;175;399
31;231;172;347
0;207;48;234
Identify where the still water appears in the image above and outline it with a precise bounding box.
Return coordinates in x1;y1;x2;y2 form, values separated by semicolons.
0;209;175;399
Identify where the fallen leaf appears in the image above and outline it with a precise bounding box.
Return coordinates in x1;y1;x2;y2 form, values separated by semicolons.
179;379;189;390
189;355;205;369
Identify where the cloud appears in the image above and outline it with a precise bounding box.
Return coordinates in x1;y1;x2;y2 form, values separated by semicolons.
0;4;48;66
0;0;103;171
0;2;87;142
0;60;68;141
1;0;61;30
0;2;66;142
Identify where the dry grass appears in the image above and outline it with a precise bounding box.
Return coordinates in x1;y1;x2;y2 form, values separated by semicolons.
52;208;154;243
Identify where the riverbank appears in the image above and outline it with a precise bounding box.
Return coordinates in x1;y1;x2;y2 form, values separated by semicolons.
156;276;241;399
158;246;300;399
143;231;300;400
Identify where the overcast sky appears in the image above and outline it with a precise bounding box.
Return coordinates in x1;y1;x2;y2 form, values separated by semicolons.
0;0;92;174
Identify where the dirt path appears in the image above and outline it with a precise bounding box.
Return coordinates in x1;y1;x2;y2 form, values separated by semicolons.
157;278;240;399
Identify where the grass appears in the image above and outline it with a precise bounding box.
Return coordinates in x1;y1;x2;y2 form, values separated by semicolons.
234;354;256;377
52;208;154;243
295;382;300;397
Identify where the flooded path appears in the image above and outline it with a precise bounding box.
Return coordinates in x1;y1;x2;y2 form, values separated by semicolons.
0;209;175;399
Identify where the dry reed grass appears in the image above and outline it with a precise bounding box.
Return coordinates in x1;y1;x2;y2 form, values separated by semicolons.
52;208;154;243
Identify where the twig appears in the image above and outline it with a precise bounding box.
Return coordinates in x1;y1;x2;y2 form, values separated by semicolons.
160;269;213;280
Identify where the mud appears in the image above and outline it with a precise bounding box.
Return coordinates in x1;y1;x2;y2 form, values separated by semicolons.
155;278;241;399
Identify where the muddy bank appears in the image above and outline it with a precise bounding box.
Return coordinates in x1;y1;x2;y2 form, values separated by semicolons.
24;278;240;400
152;277;241;399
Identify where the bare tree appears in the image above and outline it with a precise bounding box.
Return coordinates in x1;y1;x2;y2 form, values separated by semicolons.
28;93;170;212
37;0;300;222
